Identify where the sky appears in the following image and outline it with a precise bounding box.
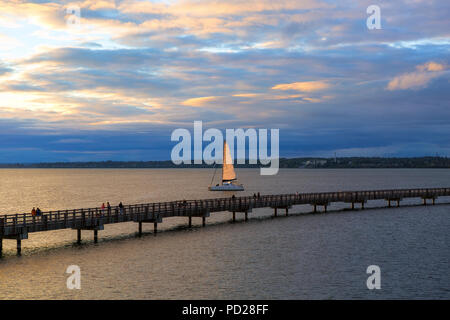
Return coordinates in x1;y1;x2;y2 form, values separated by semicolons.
0;0;449;163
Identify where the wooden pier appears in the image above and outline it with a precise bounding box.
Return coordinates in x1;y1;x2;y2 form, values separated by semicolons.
0;187;449;256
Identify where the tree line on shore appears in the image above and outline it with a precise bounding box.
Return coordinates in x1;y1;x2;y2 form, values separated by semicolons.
1;156;449;169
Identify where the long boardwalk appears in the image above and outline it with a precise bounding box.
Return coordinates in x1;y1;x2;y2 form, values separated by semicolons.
1;187;449;256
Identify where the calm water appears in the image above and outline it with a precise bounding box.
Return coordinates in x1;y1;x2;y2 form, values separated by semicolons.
0;168;449;299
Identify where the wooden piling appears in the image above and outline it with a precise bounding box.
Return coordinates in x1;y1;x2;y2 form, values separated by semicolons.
286;208;289;216
232;211;236;222
245;211;248;221
202;216;206;227
274;208;278;217
138;221;142;236
77;229;81;244
361;202;365;210
94;229;98;243
17;236;21;256
0;238;2;258
154;222;158;235
188;216;192;228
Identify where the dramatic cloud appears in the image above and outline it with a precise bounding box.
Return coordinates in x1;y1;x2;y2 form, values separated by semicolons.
0;0;449;161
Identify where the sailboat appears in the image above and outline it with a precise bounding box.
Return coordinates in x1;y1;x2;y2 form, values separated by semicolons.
209;141;244;191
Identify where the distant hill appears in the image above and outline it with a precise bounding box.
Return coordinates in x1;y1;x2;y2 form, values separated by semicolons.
278;156;450;168
1;157;449;168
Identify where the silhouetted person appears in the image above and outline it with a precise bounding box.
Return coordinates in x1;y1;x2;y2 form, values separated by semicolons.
119;202;124;214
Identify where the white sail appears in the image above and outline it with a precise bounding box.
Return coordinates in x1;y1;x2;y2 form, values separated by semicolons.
222;141;236;181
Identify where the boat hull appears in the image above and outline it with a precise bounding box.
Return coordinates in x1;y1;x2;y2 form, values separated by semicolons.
209;184;244;191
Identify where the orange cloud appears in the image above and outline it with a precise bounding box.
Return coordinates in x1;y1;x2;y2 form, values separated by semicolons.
417;61;446;72
272;81;330;92
182;96;221;107
387;61;447;90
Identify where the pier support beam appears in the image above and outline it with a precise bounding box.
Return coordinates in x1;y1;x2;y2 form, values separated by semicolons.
361;202;365;210
0;238;2;258
17;236;21;256
227;209;250;223
286;208;289;216
202;216;206;227
422;197;436;206
274;208;278;217
351;202;355;210
94;229;98;243
386;199;400;209
312;203;328;213
133;216;161;236
188;216;192;228
77;229;81;245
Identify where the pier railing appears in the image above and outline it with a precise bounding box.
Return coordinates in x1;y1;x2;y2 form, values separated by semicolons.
1;187;449;256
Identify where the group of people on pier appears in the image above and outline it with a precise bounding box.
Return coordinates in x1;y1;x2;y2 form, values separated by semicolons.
100;201;124;214
30;207;42;217
30;201;126;217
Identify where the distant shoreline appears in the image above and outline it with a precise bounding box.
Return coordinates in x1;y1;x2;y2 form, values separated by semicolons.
0;156;449;169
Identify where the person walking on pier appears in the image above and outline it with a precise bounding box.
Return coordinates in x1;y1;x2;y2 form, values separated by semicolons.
107;202;111;214
31;207;36;217
119;202;124;214
36;207;42;217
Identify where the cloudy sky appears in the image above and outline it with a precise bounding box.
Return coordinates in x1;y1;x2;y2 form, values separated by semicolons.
0;0;449;162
